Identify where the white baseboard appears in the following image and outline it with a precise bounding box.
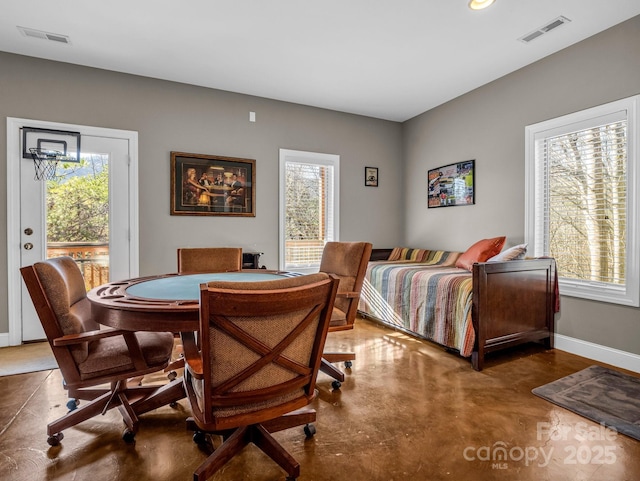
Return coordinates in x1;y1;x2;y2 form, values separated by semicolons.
0;333;9;348
555;334;640;373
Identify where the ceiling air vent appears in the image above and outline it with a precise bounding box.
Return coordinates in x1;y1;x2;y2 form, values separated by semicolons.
17;26;71;45
519;16;571;43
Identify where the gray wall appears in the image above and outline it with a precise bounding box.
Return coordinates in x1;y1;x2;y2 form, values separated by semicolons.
403;16;640;355
0;52;403;334
2;16;639;356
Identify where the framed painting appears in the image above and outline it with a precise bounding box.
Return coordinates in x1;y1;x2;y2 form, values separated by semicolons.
365;166;379;187
170;151;255;216
428;159;475;208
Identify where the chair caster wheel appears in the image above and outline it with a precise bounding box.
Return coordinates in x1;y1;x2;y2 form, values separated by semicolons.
167;370;177;381
303;423;316;438
66;399;79;411
47;432;64;446
193;431;207;445
331;380;341;390
122;429;136;444
344;361;353;369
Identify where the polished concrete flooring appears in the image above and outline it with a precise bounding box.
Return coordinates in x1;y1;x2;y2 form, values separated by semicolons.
1;317;639;481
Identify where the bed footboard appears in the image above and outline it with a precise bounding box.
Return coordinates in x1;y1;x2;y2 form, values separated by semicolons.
471;258;556;371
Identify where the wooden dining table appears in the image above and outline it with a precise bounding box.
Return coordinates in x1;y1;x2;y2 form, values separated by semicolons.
87;270;300;332
86;270;302;407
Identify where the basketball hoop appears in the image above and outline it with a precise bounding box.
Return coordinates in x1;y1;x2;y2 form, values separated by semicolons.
28;148;75;181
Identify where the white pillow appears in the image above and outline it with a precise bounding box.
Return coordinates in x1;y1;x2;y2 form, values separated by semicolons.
487;243;527;262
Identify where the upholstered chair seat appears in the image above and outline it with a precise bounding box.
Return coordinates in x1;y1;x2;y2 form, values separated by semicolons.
20;256;179;446
77;331;174;380
329;306;348;327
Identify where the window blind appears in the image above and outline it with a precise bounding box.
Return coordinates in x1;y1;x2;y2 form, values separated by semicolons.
526;95;640;306
535;118;627;285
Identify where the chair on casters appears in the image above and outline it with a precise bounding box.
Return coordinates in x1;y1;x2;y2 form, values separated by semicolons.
177;247;242;274
20;256;176;445
318;241;372;389
165;247;243;379
183;272;339;481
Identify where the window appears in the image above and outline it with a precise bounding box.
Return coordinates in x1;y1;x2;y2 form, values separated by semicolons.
279;149;339;272
525;96;640;306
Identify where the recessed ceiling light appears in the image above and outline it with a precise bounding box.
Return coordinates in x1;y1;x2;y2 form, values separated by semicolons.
469;0;496;10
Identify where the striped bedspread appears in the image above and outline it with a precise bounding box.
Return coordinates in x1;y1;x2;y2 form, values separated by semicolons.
358;258;475;357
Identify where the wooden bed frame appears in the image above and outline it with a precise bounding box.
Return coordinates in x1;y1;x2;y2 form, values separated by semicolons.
359;250;557;371
471;258;556;370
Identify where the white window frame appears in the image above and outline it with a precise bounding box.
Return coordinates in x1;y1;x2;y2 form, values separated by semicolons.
278;148;340;273
524;95;640;307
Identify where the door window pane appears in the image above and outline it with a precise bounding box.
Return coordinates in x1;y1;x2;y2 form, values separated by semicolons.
46;154;110;290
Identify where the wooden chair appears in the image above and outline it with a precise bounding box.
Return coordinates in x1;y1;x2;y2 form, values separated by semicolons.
183;272;338;481
20;256;176;445
167;247;243;377
177;247;242;273
318;241;372;389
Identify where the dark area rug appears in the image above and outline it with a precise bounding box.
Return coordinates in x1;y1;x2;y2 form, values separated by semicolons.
532;365;640;441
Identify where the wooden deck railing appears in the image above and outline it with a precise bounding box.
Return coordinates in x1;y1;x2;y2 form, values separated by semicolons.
285;240;325;267
48;240;327;289
47;242;109;291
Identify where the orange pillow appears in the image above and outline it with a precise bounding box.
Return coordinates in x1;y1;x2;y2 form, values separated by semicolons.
455;236;506;271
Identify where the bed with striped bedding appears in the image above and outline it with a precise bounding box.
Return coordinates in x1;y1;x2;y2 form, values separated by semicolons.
358;249;557;370
359;252;476;357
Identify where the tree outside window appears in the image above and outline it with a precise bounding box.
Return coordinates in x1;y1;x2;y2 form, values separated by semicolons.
525;96;640;307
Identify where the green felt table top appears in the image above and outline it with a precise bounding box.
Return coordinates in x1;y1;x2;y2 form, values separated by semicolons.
125;272;293;301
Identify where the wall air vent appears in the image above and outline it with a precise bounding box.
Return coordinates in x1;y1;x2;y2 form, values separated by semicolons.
519;16;571;43
17;26;71;45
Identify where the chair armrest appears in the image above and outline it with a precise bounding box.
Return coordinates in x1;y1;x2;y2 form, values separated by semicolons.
337;291;360;299
181;331;203;379
52;328;129;347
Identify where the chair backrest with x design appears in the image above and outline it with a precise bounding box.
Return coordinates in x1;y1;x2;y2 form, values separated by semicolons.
185;272;338;431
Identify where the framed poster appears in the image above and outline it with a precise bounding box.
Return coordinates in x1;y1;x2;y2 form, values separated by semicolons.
365;166;378;187
170;151;255;216
428;160;475;208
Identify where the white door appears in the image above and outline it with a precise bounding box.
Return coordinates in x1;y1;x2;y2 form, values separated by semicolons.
7;119;139;344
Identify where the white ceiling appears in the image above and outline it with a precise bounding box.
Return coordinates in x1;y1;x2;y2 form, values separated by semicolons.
2;1;640;122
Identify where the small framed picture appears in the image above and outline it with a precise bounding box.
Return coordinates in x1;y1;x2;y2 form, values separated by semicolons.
365;166;378;187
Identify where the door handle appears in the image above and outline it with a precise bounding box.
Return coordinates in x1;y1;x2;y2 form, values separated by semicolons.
23;243;34;250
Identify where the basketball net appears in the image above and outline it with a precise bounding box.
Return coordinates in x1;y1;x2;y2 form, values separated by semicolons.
28;148;62;181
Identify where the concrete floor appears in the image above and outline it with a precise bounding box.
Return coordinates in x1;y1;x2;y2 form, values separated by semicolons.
1;318;639;481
